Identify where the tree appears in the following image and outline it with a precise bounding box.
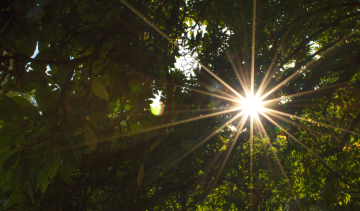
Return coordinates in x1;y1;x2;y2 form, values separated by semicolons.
0;0;359;210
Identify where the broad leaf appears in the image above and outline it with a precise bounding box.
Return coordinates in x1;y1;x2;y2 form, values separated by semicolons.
3;151;19;174
91;80;109;101
60;159;72;182
7;189;25;208
137;162;144;186
83;121;98;151
85;116;98;129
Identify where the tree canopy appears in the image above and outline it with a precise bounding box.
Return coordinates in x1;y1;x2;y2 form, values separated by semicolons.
0;0;360;210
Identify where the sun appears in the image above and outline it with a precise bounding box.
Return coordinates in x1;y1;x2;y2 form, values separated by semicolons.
238;95;264;115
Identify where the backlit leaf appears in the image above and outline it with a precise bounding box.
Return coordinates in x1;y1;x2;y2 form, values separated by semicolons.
85;116;98;129
137;162;144;186
150;138;161;152
91;80;109;101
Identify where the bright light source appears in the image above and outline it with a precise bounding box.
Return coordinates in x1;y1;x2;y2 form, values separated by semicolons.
239;96;263;115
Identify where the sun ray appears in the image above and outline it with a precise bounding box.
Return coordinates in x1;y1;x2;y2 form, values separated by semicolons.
198;64;247;101
227;51;249;93
186;86;241;104
259;32;356;102
211;85;245;101
259;111;346;179
119;0;247;101
192;119;244;191
255;26;292;98
118;0;360;207
36;106;245;157
255;114;303;211
263;108;313;130
169;81;241;103
250;0;256;97
249;113;254;205
259;70;302;102
120;106;243;138
250;1;257;204
262;107;360;136
213;113;249;187
260;82;347;105
165;112;245;170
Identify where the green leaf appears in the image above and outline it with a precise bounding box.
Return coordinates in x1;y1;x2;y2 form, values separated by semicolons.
17;39;35;56
35;48;59;60
3;151;19;174
137;162;144;186
11;96;33;107
150;138;161;152
0;187;5;200
15;149;31;187
27;185;35;205
47;147;61;181
10;83;38;92
7;189;25;208
0;95;21;120
11;23;25;41
10;170;17;189
83;121;98;151
189;19;193;27
0;99;13;121
37;168;49;193
35;145;60;193
85;116;98;129
25;23;39;50
0;148;17;162
1;78;13;95
60;159;72;182
58;65;71;81
9;123;30;146
91;80;109;101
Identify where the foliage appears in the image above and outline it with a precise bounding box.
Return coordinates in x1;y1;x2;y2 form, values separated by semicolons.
0;0;360;210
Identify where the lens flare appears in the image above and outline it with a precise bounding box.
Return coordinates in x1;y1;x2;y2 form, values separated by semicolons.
239;95;263;115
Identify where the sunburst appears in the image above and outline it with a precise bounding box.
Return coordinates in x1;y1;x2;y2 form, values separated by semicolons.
118;0;359;209
238;95;264;116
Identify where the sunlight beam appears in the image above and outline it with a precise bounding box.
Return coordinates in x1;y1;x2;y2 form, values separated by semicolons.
227;51;249;93
52;106;244;154
255;26;292;98
187;87;241;104
213;113;249;186
260;82;347;105
198;63;247;101
166;112;245;170
122;107;243;138
255;114;303;211
262;107;360;136
259;69;301;101
250;112;254;205
259;33;356;102
259;111;346;178
250;0;256;97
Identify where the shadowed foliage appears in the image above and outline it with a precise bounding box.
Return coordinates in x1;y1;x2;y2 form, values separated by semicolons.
0;0;360;210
